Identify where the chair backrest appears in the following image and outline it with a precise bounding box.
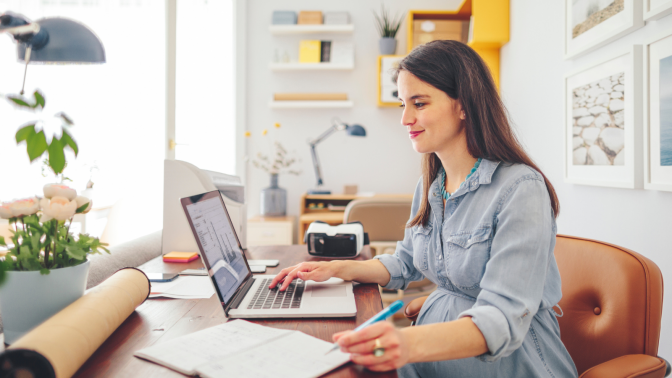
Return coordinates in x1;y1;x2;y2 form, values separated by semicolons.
554;235;664;376
343;197;412;241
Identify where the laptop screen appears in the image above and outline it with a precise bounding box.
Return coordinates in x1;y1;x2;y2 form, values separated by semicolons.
181;191;251;305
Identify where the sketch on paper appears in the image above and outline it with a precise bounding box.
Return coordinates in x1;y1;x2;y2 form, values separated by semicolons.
572;0;624;39
660;55;672;166
571;72;625;165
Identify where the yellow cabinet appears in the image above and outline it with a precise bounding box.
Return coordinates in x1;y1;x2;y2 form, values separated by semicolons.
247;216;295;246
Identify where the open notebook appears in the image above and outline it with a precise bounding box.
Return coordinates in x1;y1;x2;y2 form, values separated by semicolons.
134;320;350;378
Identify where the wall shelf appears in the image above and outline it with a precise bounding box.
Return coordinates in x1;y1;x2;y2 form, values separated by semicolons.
269;100;354;109
407;0;509;88
269;62;354;71
269;24;354;35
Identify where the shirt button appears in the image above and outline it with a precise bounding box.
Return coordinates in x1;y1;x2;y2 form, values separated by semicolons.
438;254;443;259
467;239;472;243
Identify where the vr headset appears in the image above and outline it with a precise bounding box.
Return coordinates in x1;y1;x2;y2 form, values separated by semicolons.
304;221;369;258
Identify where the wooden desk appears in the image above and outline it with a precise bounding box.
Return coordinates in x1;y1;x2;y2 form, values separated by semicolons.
73;245;397;378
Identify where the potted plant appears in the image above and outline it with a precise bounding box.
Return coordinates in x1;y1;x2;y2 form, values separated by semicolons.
373;5;404;55
246;123;301;217
0;90;109;344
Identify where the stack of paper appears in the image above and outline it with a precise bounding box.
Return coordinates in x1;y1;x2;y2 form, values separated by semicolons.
134;320;350;378
149;276;215;299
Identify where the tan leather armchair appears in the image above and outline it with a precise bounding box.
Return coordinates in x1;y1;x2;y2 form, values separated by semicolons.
343;198;436;309
404;235;669;378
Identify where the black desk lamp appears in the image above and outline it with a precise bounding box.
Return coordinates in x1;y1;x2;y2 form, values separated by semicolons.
308;118;366;195
0;12;105;94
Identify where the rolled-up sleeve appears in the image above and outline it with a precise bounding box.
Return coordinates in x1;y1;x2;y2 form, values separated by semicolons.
458;175;554;362
374;178;426;290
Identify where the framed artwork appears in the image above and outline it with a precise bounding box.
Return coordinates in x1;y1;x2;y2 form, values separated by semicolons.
377;55;405;107
644;0;672;21
644;29;672;191
565;0;644;59
564;46;643;188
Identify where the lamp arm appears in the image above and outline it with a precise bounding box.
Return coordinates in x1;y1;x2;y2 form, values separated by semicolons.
310;144;323;187
309;124;339;146
0;13;48;49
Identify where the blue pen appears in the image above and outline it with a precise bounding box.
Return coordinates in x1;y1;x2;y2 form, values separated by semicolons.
325;300;405;355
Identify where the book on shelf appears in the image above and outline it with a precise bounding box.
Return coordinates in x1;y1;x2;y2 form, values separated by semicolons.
297;10;323;25
273;93;348;101
330;42;354;65
134;320;350;378
320;40;331;62
299;40;321;63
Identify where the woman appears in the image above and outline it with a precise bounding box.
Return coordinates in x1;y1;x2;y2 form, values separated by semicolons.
269;40;578;378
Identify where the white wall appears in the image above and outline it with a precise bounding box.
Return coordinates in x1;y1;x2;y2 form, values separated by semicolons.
501;0;672;357
243;0;463;221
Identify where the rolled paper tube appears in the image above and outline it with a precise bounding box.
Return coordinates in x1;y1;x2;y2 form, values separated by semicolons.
0;267;150;378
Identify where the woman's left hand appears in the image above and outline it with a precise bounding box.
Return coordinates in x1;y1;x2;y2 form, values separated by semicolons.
333;321;412;372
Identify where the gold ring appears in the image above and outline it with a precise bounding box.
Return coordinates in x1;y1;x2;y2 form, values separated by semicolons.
373;338;385;357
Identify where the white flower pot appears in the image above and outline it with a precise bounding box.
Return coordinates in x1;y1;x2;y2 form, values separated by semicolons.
0;260;90;345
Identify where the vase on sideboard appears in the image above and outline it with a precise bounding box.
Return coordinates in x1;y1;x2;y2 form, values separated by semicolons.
260;173;286;217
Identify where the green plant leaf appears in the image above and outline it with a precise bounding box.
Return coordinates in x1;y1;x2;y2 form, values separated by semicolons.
40;268;50;275
60;130;79;156
31;234;40;252
7;95;32;108
65;245;86;260
33;91;45;109
26;130;48;162
48;138;66;174
0;236;5;247
75;203;89;214
16;124;36;143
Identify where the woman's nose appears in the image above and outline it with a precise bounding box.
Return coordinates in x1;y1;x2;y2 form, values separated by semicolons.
401;107;415;127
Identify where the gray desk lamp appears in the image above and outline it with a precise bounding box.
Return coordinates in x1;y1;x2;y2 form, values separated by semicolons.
308;118;366;195
0;12;105;94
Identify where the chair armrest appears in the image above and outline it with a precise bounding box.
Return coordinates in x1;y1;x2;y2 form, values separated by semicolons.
580;354;667;378
404;296;429;324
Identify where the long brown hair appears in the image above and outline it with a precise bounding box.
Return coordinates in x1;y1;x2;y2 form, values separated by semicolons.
394;40;560;227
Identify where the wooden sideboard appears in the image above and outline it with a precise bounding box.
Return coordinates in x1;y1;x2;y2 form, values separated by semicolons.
298;194;412;244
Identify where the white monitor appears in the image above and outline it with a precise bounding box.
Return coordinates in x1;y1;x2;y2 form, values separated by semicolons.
163;159;247;255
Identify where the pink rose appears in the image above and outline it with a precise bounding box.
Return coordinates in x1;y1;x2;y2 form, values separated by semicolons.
9;197;40;217
0;202;12;219
40;196;77;222
43;184;77;201
75;196;93;214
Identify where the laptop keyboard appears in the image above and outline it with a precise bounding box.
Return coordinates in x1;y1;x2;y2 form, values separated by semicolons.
247;278;305;310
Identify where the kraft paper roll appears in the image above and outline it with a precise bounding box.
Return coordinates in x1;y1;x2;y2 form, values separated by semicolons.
0;267;150;378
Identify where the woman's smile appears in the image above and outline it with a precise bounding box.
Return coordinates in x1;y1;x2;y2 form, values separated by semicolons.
409;130;424;139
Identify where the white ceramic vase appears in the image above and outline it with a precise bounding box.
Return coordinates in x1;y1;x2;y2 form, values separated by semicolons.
0;260;90;345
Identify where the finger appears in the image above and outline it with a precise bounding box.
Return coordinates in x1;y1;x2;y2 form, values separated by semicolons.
342;331;400;355
332;330;352;342
350;349;398;366
269;268;291;288
280;268;301;291
338;322;390;348
364;362;398;372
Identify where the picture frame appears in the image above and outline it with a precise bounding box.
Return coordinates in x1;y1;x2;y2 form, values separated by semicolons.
565;0;644;59
564;45;643;188
643;28;672;191
644;0;672;21
377;55;405;107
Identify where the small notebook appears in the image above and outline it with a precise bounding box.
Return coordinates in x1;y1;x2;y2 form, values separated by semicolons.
134;320;350;378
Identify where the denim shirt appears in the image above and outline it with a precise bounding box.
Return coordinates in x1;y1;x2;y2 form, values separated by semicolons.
375;159;578;378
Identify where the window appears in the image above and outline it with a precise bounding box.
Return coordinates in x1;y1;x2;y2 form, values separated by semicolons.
0;0;166;242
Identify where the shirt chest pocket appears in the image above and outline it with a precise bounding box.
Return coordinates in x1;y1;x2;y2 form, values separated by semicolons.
446;226;492;290
411;224;432;271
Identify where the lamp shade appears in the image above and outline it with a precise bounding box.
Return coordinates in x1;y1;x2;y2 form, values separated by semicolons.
346;124;366;137
17;17;105;63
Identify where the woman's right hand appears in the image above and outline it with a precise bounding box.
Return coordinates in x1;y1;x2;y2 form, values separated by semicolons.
268;261;340;291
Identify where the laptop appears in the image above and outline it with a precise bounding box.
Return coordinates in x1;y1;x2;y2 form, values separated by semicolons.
180;190;357;318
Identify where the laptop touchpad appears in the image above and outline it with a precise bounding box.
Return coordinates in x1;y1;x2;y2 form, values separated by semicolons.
309;284;347;297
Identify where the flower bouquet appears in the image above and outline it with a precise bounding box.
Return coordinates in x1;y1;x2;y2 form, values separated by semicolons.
0;184;109;284
0;89;109;343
